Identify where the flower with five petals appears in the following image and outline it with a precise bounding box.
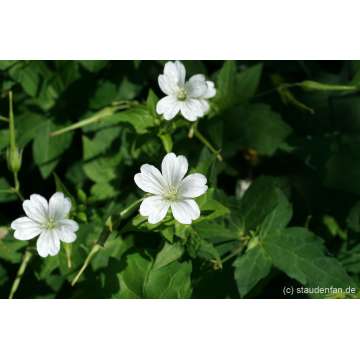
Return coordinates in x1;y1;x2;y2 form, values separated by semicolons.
134;153;208;224
11;192;79;257
156;60;216;121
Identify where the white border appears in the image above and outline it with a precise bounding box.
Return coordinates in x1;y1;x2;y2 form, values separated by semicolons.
1;0;360;59
0;300;358;359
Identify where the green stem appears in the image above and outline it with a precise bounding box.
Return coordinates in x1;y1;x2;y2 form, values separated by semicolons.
8;91;16;149
220;244;245;265
193;127;223;161
12;172;24;201
50;103;134;137
256;80;358;100
71;198;143;286
64;243;72;269
188;122;197;139
8;250;33;299
0;115;9;122
71;244;101;286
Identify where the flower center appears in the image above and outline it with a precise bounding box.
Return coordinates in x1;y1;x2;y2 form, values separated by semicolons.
164;186;179;201
45;218;57;230
176;88;187;101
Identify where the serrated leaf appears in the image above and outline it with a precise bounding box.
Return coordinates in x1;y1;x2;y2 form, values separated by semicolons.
213;62;263;114
236;63;263;103
230;104;292;156
263;227;356;292
234;246;272;297
144;261;192;298
115;250;192;299
153;242;184;270
239;176;293;233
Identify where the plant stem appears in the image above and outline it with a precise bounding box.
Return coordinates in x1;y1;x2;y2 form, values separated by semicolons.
188;122;197;139
8;91;16;149
193;127;223;161
0;115;9;122
64;243;72;269
50;103;134;137
71;198;143;286
8;250;32;299
220;244;245;265
12;171;24;201
71;244;101;286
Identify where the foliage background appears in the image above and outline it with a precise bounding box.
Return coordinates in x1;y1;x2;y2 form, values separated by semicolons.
0;60;360;299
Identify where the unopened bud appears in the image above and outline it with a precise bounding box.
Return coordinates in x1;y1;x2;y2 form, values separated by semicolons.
6;147;22;173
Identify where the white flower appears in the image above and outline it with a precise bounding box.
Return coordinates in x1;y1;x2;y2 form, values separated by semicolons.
156;60;216;122
134;153;208;225
11;192;79;257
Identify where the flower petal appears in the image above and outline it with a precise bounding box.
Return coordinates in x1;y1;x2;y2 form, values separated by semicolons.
58;219;79;232
180;99;205;121
134;164;166;195
48;192;72;221
139;195;170;224
163;61;186;87
199;99;210;114
156;95;180;120
183;199;200;220
22;194;48;223
170;199;200;224
161;152;188;187
36;229;60;257
11;216;42;240
203;81;216;99
178;173;208;198
158;74;178;95
185;74;208;98
57;219;79;243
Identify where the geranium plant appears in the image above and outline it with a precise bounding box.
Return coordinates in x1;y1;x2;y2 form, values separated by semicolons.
0;60;359;299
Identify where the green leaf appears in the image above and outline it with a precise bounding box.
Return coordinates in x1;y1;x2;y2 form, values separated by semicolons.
89;81;117;109
16;113;47;148
0;178;16;203
239;176;293;234
144;261;192;298
116;253;152;298
9;61;50;97
117;77;142;100
91;232;133;271
79;60;108;73
212;61;237;113
159;133;173;152
0;60;18;71
263;227;356;292
90;182;119;200
152;242;184;270
224;104;292;156
107;106;156;134
236;63;263;103
82;128;121;161
33;120;74;178
196;188;230;222
234;246;272;297
0;130;9;152
0;237;27;263
213;62;263;114
115;247;192;299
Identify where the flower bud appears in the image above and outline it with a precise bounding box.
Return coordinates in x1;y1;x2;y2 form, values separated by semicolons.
6;147;22;173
